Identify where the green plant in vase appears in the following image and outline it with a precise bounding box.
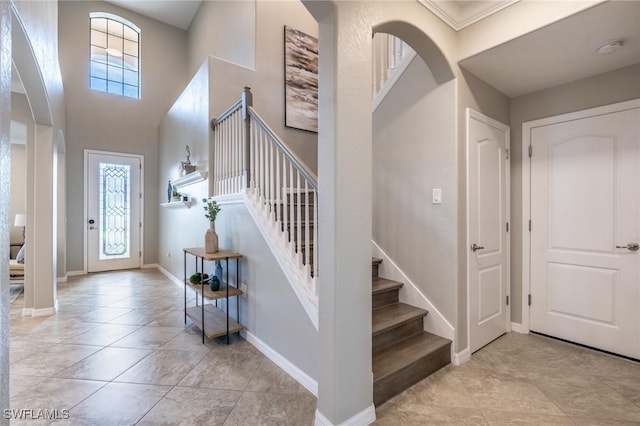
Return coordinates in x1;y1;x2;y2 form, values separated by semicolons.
202;198;221;253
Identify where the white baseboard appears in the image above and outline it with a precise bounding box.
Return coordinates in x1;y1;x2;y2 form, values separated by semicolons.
511;322;528;334
142;263;159;270
57;276;67;283
31;299;58;317
22;308;32;317
66;270;85;277
372;240;455;343
242;330;318;396
154;263;183;287
315;404;376;426
452;348;471;366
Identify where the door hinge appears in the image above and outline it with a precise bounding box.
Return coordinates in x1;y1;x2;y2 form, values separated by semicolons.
139;251;141;258
506;149;509;160
529;220;532;232
506;295;509;306
528;294;532;306
139;222;142;228
506;222;509;232
528;145;533;157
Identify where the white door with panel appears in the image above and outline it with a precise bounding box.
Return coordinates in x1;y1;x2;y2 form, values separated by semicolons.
468;110;510;353
530;106;640;359
86;151;142;272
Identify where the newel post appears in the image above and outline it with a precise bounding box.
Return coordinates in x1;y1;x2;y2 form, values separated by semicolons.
242;87;253;189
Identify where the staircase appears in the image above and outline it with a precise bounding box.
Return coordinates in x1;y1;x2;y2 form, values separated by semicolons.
371;258;451;406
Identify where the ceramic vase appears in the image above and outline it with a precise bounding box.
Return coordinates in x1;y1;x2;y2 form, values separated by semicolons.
205;221;218;253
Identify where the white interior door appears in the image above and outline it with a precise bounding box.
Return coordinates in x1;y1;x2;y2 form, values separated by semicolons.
530;107;640;359
468;110;510;353
86;151;142;272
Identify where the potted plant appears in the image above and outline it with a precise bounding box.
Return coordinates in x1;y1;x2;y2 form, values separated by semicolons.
203;198;221;253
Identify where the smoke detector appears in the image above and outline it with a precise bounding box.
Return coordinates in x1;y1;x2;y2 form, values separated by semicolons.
597;40;624;55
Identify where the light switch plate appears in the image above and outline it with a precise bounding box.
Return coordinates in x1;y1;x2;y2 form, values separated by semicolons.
432;188;442;204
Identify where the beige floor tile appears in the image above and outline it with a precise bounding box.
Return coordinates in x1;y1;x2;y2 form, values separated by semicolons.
158;328;216;353
463;374;563;416
114;349;206;385
178;350;263;391
9;375;48;398
147;309;192;327
374;402;487;425
569;418;640;426
245;358;312;396
481;410;574;425
109;325;185;348
55;347;152;381
55;382;171;425
62;323;141;346
9;378;106;425
106;309;178;326
529;373;640;423
223;391;317;426
383;364;477;410
11;344;102;377
137;386;242;425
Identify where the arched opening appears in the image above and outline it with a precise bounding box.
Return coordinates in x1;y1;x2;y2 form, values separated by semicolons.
10;3;63;315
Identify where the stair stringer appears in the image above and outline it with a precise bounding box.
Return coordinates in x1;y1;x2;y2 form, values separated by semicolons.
372;50;417;112
241;190;319;330
372;240;455;346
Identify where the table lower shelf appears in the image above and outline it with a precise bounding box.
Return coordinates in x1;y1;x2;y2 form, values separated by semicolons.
185;304;243;339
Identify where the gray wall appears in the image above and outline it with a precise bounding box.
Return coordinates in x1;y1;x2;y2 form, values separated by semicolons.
187;0;256;74
9;93;32;248
58;1;188;271
509;63;640;324
190;0;318;173
215;202;318;381
373;56;457;325
158;62;210;275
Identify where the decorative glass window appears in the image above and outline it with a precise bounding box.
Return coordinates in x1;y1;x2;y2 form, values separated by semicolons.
99;162;131;259
90;12;140;99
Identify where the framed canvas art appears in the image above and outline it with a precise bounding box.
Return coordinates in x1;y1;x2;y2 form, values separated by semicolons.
284;26;318;133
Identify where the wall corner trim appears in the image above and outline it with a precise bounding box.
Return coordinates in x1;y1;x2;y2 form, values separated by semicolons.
242;330;318;396
452;348;471;366
511;322;528;334
314;404;376;426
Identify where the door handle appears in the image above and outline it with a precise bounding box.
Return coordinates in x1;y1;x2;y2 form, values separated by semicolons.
616;242;639;251
89;226;96;230
471;243;484;252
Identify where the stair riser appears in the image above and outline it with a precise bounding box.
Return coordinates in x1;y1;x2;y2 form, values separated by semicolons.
372;289;399;309
373;343;451;406
373;318;424;353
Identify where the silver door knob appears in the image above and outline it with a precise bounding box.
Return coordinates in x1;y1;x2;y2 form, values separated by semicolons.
471;243;484;252
616;242;639;251
89;226;96;230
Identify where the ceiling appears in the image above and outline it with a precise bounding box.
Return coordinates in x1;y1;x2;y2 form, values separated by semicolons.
103;0;202;30
459;1;640;97
418;0;519;30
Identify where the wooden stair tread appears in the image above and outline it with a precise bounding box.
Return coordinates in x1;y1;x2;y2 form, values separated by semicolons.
373;332;451;382
372;277;403;295
372;302;427;335
372;257;383;266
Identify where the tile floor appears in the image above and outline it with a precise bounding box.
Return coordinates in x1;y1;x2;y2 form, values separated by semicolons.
8;269;640;425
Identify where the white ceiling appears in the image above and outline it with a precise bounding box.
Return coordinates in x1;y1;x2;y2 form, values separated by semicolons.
459;1;640;97
104;0;202;30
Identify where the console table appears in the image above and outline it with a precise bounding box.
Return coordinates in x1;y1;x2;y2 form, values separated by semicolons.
183;248;243;344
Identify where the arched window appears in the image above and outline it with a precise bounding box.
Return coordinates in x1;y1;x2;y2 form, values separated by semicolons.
90;12;140;99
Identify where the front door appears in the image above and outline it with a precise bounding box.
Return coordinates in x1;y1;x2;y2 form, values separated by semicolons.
529;105;640;359
86;151;142;272
468;110;510;353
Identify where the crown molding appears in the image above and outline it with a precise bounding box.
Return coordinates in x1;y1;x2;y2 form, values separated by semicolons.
418;0;520;31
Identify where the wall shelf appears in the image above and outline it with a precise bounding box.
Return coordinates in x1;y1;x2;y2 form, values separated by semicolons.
172;170;208;188
161;200;193;208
